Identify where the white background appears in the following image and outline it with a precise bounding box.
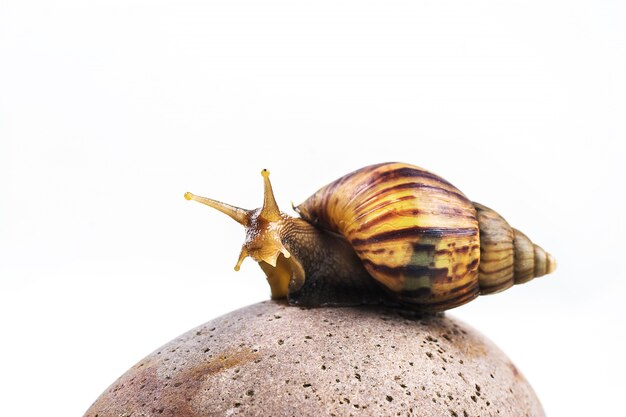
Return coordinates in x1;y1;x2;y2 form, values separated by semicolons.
1;1;625;415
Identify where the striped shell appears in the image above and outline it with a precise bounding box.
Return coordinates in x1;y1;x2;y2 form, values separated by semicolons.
296;162;555;311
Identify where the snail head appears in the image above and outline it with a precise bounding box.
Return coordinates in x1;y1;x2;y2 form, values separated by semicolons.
185;170;302;298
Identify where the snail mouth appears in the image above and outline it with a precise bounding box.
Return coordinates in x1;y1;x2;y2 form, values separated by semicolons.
258;254;305;299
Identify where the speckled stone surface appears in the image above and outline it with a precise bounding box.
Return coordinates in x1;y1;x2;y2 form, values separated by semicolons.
84;301;544;417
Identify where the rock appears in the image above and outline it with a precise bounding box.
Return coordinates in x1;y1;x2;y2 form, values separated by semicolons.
84;300;544;417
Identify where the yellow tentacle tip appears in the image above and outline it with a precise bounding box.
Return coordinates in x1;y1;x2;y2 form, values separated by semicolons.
261;169;270;178
234;247;248;271
184;192;194;201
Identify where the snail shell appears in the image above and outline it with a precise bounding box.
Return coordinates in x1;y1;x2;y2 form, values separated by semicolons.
295;163;555;310
185;162;556;312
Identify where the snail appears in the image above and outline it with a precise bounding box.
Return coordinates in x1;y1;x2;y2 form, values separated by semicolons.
185;162;556;312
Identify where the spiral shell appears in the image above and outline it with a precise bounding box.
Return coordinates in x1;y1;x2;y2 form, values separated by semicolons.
475;203;556;293
296;162;554;311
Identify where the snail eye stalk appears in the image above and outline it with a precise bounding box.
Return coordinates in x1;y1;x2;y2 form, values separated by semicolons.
260;169;281;222
184;192;250;226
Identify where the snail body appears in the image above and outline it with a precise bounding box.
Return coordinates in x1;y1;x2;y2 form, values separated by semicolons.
185;162;556;312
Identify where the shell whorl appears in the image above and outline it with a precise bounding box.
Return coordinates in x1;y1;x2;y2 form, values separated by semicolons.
474;203;556;294
296;162;555;311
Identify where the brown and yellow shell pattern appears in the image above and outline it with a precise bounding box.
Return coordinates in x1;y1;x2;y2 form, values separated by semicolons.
296;163;482;311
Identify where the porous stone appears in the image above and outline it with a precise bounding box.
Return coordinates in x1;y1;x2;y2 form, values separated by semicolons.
84;300;544;417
